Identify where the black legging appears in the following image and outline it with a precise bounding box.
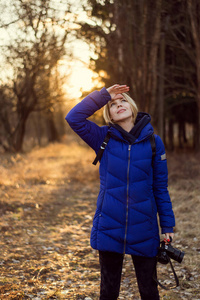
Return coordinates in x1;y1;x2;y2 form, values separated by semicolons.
99;251;160;300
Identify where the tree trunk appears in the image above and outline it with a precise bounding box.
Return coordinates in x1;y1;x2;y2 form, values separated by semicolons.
14;122;26;152
193;114;199;149
195;95;200;150
13;114;29;152
34;111;43;146
147;0;162;116
168;119;174;151
158;32;165;140
188;0;200;151
178;121;183;148
46;111;60;143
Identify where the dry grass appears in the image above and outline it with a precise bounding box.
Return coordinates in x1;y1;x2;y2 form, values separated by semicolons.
0;137;199;299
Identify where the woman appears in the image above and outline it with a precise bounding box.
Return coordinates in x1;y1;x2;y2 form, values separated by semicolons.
66;84;175;300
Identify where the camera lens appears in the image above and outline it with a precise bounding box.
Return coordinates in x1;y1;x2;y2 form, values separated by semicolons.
166;244;185;263
172;248;184;263
176;250;184;263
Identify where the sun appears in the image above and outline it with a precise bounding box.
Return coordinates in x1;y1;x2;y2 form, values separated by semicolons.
66;62;98;99
58;39;101;99
58;58;98;99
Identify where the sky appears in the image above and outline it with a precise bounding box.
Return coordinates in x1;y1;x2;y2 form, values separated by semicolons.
61;40;99;99
0;0;99;99
56;0;100;99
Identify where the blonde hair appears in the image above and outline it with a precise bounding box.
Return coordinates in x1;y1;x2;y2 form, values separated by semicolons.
103;93;138;124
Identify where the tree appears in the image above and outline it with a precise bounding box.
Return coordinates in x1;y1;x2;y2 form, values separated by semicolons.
163;0;199;150
0;0;71;152
80;0;162;116
187;0;200;150
80;0;200;150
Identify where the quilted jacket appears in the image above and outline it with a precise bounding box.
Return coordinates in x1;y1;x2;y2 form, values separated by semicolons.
66;87;175;257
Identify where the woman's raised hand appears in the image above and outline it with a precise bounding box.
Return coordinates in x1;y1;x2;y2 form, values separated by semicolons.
106;84;129;100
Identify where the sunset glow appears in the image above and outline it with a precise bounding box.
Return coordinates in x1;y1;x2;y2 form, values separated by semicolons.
66;64;98;99
59;40;101;99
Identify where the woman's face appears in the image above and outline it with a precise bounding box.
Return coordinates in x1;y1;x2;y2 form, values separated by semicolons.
108;97;133;124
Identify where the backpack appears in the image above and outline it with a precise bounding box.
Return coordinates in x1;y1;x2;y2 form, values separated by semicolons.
93;133;156;166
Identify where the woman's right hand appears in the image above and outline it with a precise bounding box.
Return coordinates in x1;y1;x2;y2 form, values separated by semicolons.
106;84;130;100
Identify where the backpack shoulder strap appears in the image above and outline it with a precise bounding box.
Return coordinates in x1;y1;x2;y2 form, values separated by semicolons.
150;133;156;167
92;132;110;165
93;132;156;166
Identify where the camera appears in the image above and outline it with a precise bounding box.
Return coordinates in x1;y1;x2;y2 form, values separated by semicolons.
157;240;184;264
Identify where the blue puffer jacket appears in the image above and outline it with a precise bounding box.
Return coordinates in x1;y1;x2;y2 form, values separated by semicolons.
66;87;175;257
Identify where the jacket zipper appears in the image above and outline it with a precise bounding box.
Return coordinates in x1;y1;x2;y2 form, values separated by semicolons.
123;144;131;254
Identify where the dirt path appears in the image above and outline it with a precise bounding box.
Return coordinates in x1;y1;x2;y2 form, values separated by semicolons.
0;141;200;299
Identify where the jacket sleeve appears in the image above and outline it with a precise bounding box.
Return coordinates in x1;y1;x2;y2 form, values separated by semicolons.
153;135;175;234
65;87;111;153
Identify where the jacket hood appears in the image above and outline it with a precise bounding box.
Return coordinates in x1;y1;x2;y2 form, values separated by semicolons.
108;112;153;144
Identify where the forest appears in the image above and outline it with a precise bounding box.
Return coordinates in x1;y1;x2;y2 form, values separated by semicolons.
0;0;200;152
0;0;200;299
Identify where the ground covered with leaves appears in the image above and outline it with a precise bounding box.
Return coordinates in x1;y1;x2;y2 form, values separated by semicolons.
0;138;200;299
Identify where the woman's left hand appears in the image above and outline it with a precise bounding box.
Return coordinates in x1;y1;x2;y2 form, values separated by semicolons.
165;232;174;243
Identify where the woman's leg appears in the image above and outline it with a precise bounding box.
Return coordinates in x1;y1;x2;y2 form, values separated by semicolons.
131;255;160;300
99;251;124;300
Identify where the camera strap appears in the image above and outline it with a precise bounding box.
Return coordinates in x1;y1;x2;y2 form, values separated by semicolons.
154;258;179;290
